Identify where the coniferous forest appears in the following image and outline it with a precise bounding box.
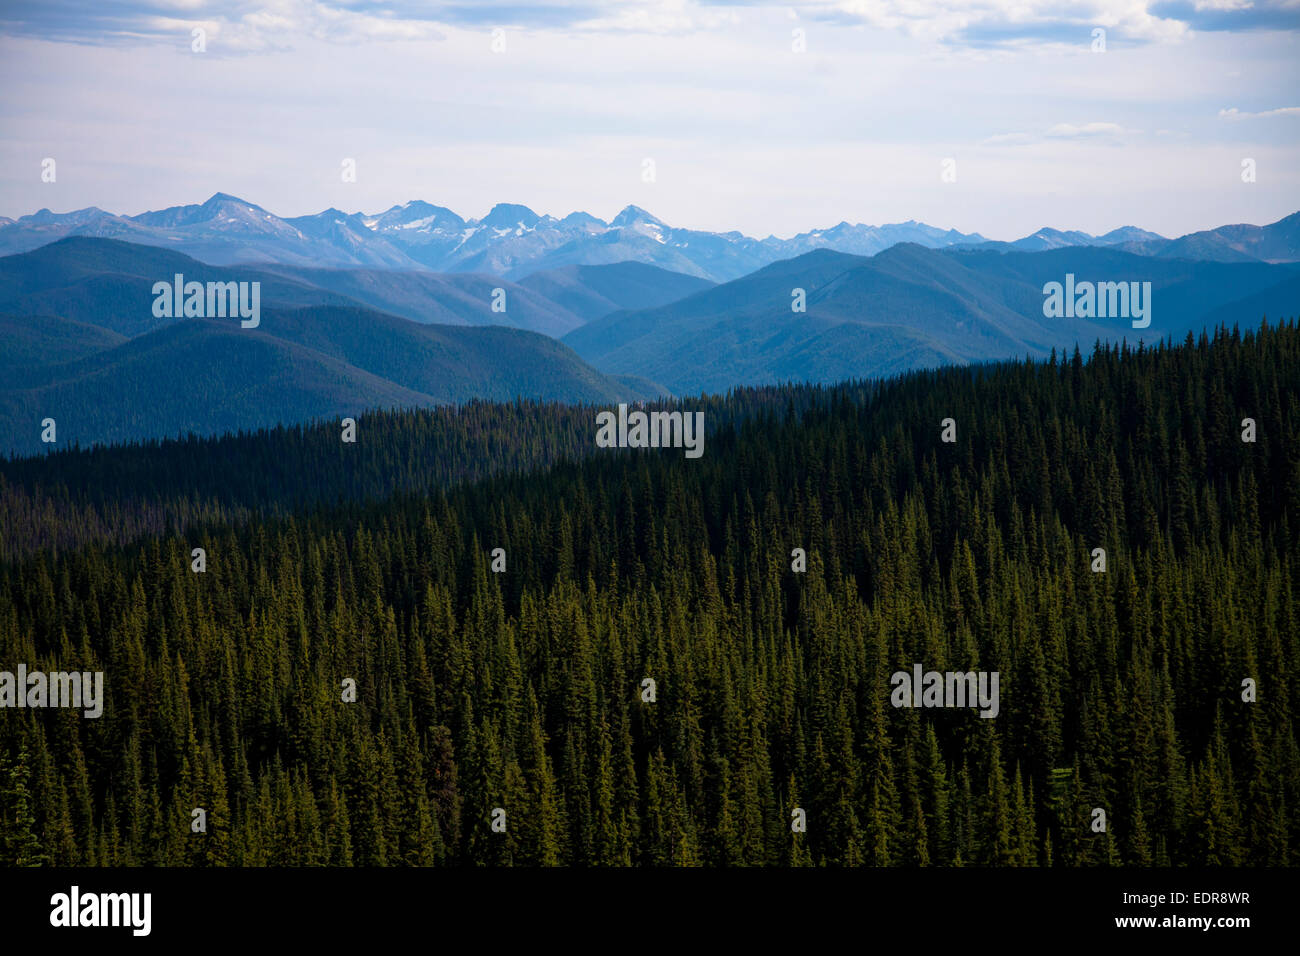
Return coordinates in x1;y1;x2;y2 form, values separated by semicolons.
1;323;1298;867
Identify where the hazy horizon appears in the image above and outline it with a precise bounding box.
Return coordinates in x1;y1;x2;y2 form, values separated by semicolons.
5;188;1300;245
2;1;1298;240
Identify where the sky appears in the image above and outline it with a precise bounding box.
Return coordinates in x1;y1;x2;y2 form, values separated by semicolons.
0;0;1297;241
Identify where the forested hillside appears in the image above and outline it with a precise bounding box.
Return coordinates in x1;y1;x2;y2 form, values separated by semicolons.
563;242;1300;395
1;323;1297;866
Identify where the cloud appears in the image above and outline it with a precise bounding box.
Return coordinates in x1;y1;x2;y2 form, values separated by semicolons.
4;0;1298;49
1219;105;1300;118
986;122;1130;144
0;1;448;50
982;131;1036;145
1149;0;1300;32
0;3;1295;240
793;1;1194;45
1046;122;1127;137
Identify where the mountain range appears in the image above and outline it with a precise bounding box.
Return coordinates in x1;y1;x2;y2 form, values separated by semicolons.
0;239;689;456
2;212;1297;456
563;242;1300;395
6;192;1297;283
0;237;710;339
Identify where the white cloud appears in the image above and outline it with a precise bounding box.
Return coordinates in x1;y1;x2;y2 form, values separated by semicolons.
1194;0;1254;10
819;0;1193;44
0;8;1295;240
1220;105;1300;119
1045;121;1126;137
982;131;1035;145
4;0;1280;51
987;121;1132;144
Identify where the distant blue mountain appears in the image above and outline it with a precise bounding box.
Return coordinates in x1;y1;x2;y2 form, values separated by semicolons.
3;231;1297;453
975;224;1165;252
0;239;670;457
9;192;1287;282
0;237;596;337
563;242;1300;395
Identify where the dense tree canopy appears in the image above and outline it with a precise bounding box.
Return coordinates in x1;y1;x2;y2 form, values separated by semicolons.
2;322;1298;866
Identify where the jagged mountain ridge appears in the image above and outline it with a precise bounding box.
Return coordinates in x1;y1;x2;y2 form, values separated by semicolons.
15;192;1293;281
